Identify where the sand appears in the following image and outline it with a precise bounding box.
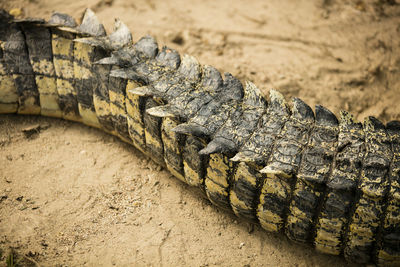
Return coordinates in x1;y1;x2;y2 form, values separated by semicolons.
1;0;399;266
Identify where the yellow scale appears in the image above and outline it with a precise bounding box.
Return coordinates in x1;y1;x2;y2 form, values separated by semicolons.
52;29;80;121
257;171;292;232
31;53;62;118
183;137;207;187
125;82;146;152
0;51;18;113
161;117;186;182
229;162;261;218
73;41;100;128
205;153;233;207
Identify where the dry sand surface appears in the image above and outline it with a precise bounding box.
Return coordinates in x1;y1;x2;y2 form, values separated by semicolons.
1;0;400;266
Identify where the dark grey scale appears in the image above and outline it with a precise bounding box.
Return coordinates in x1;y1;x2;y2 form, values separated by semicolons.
173;73;244;138
199;82;267;210
129;45;179;86
232;90;290;167
286;105;339;243
314;111;366;256
344;116;392;264
229;162;264;221
47;12;77;28
377;121;400;265
200;81;267;156
255;98;314;229
140;52;201;101
146;65;223;120
3;20;40;115
262;98;315;176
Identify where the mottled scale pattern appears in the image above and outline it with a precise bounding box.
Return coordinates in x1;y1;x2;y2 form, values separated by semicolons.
344;117;392;263
0;9;398;266
257;97;314;232
315;111;366;256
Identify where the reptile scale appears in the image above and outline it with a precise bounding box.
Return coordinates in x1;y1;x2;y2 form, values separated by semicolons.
0;8;398;265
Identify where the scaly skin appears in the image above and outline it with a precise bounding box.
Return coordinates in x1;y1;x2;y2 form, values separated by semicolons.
0;9;399;265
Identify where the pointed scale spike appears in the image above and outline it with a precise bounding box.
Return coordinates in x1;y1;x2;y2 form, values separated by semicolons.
339;110;362;130
231;151;263;163
109;68;146;84
268;89;289;116
199;138;235;155
47;12;77;27
364;115;386;132
95;56;119;65
178;55;201;82
73;37;103;46
134;35;158;59
243;81;267;108
77;8;106;37
156;46;181;69
201;65;223;92
128;86;156;97
260;165;289;177
146;105;178;118
172;123;209;137
387;120;400;132
292;97;314;123
315;105;339;127
222;73;244;101
74;19;132;50
109;68;129;79
108;19;132;49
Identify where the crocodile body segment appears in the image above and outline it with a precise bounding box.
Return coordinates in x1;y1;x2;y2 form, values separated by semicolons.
0;9;399;265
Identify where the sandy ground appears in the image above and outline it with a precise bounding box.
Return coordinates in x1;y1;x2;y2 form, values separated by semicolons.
0;0;400;266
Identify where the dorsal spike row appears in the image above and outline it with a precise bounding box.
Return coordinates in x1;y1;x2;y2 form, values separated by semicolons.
77;8;106;37
74;18;132;50
2;8;399;265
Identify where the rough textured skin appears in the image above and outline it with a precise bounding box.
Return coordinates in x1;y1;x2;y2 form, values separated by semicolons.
0;9;398;266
